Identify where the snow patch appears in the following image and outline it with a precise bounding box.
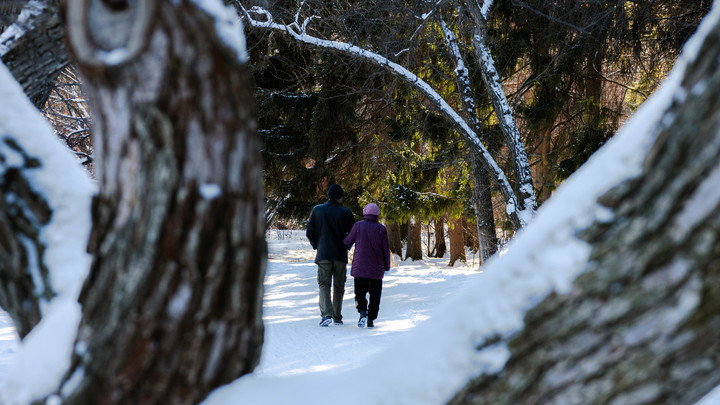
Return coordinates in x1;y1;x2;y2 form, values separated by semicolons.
167;282;193;320
191;0;248;62
199;183;222;200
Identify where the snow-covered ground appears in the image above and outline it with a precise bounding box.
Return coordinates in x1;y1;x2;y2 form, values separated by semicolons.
0;311;19;383
0;229;482;389
243;229;480;377
2;230;720;404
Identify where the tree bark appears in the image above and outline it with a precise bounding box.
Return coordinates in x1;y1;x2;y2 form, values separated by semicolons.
463;0;537;222
439;16;499;259
0;138;53;338
470;152;497;261
48;1;266;404
449;10;720;404
404;216;423;261
0;0;70;109
432;216;447;258
386;222;403;256
448;216;465;267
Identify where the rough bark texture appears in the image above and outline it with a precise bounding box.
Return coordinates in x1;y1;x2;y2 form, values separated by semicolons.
463;0;536;221
439;16;498;259
51;1;266;404
449;15;720;405
432;216;447;258
386;222;403;256
0;137;53;338
470;152;497;261
0;0;24;32
404;216;423;261
1;0;70;109
448;217;465;267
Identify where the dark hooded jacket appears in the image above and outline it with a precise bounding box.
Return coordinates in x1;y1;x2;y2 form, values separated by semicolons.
343;214;390;279
306;200;355;263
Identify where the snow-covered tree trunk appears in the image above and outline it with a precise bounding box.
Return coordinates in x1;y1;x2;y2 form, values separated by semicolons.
0;138;70;339
0;7;91;338
0;141;55;339
464;0;537;225
440;16;498;259
20;0;266;403
0;0;70;109
448;5;720;403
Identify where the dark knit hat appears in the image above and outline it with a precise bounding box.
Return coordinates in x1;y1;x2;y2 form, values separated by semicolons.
328;184;344;200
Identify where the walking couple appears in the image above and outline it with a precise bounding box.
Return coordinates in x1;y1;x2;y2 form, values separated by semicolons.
306;184;391;328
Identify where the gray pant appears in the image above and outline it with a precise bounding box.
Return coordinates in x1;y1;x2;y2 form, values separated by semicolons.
317;260;347;321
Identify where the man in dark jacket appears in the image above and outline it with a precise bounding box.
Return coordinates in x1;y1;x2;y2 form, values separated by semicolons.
306;184;355;327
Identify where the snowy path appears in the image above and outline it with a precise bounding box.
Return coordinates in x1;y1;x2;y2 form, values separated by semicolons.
2;230;720;404
258;230;480;377
0;230;481;382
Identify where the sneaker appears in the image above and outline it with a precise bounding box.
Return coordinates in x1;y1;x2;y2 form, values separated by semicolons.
367;319;374;328
334;320;343;325
319;316;332;327
358;310;367;328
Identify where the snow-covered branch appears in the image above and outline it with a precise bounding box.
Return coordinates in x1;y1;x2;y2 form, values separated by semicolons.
463;0;537;224
0;60;93;342
239;3;525;226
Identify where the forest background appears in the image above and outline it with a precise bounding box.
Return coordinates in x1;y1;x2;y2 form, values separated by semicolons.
0;0;718;404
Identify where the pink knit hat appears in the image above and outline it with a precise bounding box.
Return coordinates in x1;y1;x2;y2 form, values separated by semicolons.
363;203;380;216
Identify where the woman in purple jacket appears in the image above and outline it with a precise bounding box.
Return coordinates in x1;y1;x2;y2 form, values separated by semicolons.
343;203;391;328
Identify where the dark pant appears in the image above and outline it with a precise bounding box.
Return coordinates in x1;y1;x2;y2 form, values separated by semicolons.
354;277;383;321
317;260;347;322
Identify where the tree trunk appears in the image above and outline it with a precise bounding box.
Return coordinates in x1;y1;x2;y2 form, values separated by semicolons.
463;218;478;252
449;11;720;403
404;216;423;261
386;222;403;256
438;17;500;258
0;59;93;341
433;216;447;258
46;1;266;404
463;1;537;224
533;126;554;202
448;217;465;267
1;0;70;109
470;152;498;262
0;140;54;338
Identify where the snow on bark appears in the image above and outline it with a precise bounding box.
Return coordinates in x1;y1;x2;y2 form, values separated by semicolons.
0;1;43;55
0;59;93;401
480;0;494;19
190;0;248;62
464;0;537;225
439;16;499;256
204;2;715;404
240;4;525;227
0;0;70;108
40;0;266;403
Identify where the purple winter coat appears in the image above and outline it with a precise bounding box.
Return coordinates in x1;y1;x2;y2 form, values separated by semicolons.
343;214;391;279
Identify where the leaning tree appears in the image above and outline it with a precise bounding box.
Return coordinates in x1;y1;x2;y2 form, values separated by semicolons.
3;0;720;404
1;0;266;404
